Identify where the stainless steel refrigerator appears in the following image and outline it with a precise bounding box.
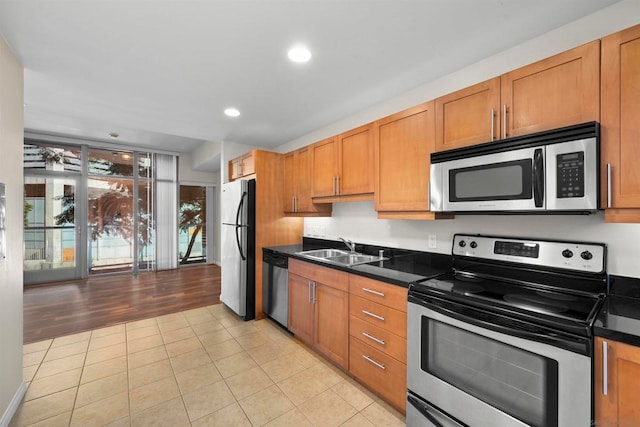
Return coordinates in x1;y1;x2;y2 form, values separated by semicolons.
220;179;255;320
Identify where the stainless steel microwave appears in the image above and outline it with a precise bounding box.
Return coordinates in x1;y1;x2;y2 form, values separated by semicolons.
429;122;600;214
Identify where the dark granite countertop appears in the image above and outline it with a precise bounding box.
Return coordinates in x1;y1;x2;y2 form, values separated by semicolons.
594;275;640;346
263;238;451;287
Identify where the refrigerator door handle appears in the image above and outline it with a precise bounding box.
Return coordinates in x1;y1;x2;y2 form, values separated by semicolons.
236;191;248;226
235;225;247;261
234;190;248;261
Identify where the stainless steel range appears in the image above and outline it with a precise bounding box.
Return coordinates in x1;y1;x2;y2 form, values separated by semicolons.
407;234;607;427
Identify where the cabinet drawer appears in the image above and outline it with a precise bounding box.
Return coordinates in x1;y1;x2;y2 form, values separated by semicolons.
349;315;406;363
349;336;406;412
350;295;407;338
289;258;349;292
349;275;407;312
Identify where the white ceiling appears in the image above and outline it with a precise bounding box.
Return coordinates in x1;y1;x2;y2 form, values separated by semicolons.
0;0;621;154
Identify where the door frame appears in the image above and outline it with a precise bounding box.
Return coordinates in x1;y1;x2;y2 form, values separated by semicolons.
24;172;87;284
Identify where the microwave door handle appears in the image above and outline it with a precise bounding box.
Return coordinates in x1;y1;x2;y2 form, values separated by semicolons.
533;148;544;208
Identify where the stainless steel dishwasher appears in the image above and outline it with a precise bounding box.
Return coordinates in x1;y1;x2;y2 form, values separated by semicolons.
262;250;289;329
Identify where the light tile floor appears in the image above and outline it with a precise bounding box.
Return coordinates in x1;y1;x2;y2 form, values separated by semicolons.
12;304;406;427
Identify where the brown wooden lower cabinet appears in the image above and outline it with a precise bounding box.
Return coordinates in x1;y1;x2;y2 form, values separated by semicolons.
288;272;315;345
595;337;640;426
349;336;406;411
348;274;407;413
349;295;407;338
314;283;349;369
349;315;406;362
288;260;408;412
288;259;349;370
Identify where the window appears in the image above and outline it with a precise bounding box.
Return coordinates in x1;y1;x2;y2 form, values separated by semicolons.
179;185;207;265
23;140;167;282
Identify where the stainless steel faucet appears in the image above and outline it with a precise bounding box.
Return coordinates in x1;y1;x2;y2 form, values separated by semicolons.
338;237;356;253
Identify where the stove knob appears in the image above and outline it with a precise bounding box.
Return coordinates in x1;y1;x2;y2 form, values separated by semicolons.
458;241;466;247
562;249;573;258
470;241;478;249
581;250;593;260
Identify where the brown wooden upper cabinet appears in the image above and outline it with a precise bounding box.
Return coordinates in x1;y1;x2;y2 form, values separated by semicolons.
283;147;332;216
434;40;600;152
601;24;640;223
311;123;374;202
435;77;501;151
374;101;450;220
228;151;255;181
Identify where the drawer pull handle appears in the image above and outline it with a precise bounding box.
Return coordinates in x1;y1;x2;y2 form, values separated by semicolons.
362;310;385;321
362;354;386;370
362;288;385;297
362;332;385;345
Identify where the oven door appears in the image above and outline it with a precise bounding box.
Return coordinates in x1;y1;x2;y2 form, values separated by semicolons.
407;296;591;427
430;146;543;212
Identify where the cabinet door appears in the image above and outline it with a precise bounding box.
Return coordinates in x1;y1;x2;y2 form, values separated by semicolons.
595;337;640;426
295;147;322;213
283;152;296;213
337;124;374;196
435;77;501;151
288;273;314;346
501;40;600;139
314;283;349;370
242;153;255;176
229;158;243;180
374;102;436;215
311;137;338;198
349;336;406;412
602;24;640;217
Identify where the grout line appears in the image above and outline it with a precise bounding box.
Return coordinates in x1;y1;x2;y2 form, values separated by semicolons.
18;305;404;427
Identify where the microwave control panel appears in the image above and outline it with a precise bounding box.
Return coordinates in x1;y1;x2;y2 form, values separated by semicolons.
556;151;584;198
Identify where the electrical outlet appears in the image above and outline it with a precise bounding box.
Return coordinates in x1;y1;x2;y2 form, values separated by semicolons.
428;234;437;249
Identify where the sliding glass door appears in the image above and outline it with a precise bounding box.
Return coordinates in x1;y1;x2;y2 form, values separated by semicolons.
23;142;160;284
87;149;154;274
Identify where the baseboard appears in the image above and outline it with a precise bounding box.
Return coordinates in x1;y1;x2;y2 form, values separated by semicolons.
0;381;26;427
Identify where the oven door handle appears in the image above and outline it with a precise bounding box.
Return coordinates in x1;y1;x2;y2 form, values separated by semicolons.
407;394;447;427
424;300;575;348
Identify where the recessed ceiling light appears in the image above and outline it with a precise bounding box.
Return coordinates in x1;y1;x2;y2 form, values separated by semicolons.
288;45;311;63
109;132;119;139
224;108;240;117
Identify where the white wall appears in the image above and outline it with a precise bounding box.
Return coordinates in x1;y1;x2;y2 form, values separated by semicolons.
293;0;640;278
0;34;25;425
178;152;218;185
305;202;640;277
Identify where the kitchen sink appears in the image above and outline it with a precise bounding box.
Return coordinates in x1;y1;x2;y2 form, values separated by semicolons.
296;249;350;259
296;249;388;266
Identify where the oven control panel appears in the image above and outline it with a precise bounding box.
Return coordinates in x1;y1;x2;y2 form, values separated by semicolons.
452;234;605;273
